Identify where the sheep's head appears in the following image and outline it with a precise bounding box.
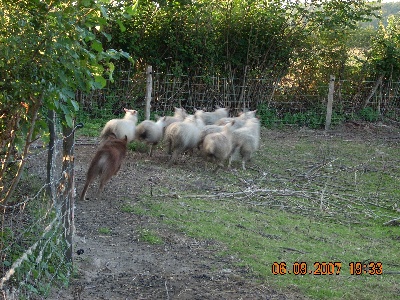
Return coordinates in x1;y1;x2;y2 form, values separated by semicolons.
174;107;188;119
123;108;137;116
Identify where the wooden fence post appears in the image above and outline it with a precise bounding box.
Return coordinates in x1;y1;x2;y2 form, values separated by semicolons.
145;65;153;120
61;121;75;265
46;109;56;199
325;75;335;131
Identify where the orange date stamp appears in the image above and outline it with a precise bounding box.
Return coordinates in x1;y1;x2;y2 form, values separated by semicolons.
272;262;383;275
272;262;342;275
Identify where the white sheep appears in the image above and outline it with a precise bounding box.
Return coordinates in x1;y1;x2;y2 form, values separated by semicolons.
198;121;243;149
163;107;188;130
228;117;260;170
215;109;257;126
135;116;167;156
164;114;205;166
201;121;236;171
194;107;229;125
100;108;138;143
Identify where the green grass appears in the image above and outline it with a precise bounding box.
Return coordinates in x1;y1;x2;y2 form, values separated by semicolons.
137;228;164;245
130;129;399;300
75;118;105;137
98;227;111;235
135;197;398;299
120;202;148;215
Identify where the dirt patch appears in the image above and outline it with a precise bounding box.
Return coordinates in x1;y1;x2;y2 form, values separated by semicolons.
52;122;399;300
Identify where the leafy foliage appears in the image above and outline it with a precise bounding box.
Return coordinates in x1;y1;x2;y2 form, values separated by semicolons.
0;0;135;202
369;15;400;80
106;0;381;78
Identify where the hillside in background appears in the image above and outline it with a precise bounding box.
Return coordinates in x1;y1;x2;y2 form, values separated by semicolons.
367;1;400;27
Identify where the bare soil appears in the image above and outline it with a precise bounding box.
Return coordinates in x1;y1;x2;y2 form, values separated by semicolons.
52;121;399;300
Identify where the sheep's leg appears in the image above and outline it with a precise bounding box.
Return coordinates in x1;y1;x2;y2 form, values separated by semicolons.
213;161;226;173
168;150;179;166
228;145;239;168
240;149;251;171
167;139;172;155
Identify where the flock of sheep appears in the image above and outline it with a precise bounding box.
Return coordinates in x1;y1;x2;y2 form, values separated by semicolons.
80;106;261;200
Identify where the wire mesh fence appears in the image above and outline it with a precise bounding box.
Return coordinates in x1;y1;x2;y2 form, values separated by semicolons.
77;66;400;127
0;115;76;300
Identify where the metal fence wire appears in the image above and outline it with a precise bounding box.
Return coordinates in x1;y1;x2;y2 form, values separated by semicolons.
78;67;400;124
0;115;76;300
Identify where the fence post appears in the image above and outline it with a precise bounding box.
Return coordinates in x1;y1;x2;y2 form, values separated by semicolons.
145;65;153;120
61;121;75;265
46;109;56;198
325;75;335;131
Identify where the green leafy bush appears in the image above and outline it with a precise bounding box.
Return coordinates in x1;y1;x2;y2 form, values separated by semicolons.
359;107;380;122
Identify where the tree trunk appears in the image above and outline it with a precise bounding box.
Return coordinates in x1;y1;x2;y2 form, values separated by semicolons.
60;121;75;265
363;74;383;108
1;101;40;204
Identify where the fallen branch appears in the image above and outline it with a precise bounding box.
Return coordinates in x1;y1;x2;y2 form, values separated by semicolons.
383;217;400;226
279;247;307;254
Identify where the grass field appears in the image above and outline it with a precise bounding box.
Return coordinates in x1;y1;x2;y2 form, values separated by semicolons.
78;123;400;299
130;126;399;300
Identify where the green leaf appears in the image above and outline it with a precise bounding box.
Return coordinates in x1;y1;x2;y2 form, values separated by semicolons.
119;50;132;61
26;284;38;293
81;0;92;7
102;32;112;42
108;62;115;73
70;99;79;111
91;40;103;52
3;261;11;267
99;5;108;19
116;20;126;32
94;75;107;88
63;88;76;100
64;113;73;128
126;1;139;16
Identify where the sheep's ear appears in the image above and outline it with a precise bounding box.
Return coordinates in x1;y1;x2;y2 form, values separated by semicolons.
123;108;128;112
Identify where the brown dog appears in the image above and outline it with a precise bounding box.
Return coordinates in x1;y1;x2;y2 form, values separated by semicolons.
80;135;128;200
